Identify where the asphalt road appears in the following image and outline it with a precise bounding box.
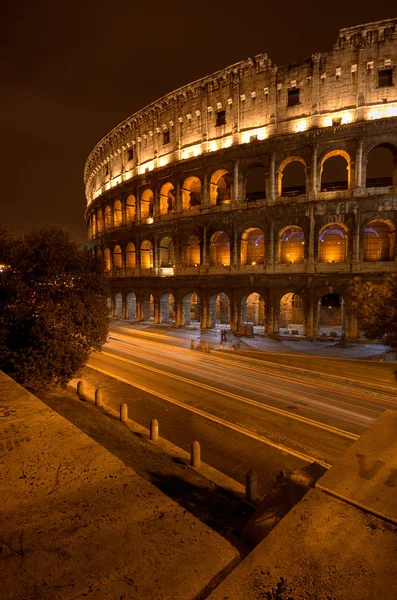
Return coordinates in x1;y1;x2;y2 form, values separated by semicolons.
83;325;396;496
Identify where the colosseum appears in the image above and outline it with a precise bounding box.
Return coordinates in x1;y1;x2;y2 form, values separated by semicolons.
84;18;397;340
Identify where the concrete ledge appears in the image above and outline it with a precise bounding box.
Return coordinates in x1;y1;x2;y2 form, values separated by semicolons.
0;371;240;599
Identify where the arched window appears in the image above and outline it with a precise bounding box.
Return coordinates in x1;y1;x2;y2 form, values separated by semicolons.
278;226;305;263
279;158;306;197
159;182;175;215
363;220;395;262
280;293;304;330
210;232;230;266
318;224;347;263
182;176;202;209
126;194;136;224
320;152;350;192
113;245;122;271
366;145;396;188
104;205;112;229
183;292;200;325
210;169;231;206
141;189;154;219
114;199;122;227
240;228;265;265
97;208;104;233
103;247;111;272
159;237;174;267
140;240;153;269
182;235;200;266
91;212;97;236
245;165;266;201
125;242;136;269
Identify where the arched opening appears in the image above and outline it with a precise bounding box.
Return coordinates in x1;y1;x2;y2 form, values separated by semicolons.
140;240;153;269
141;189;154;218
363;220;395;261
97;208;104;233
366;145;395;187
159;182;175;215
278;226;305;263
114;199;122;227
245;165;266;201
126;292;136;321
210;231;230;266
240;228;265;265
241;293;265;330
126;194;136;224
210;169;231;206
159;236;174;267
113;245;122;271
142;292;154;321
182;235;201;266
103;247;111;272
183;292;201;326
318;293;345;337
160;292;176;324
279;293;304;334
279;158;306;197
318;224;348;263
320;152;350;192
182;176;202;209
104;205;112;229
210;293;230;327
91;212;97;236
125;242;136;270
114;292;123;319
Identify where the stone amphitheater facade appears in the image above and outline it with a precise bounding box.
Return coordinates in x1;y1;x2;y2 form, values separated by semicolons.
84;18;397;340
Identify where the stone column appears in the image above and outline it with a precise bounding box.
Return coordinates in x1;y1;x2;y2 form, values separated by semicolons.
175;297;183;327
355;138;364;188
233;158;240;205
136;188;141;221
268;220;274;265
121;294;127;320
202;169;210;208
153;234;159;270
202;226;208;266
353;209;360;262
308;207;315;261
269;152;276;202
122;196;127;225
233;229;238;267
175;176;182;213
153;183;160;217
311;144;318;196
153;297;160;324
201;299;210;330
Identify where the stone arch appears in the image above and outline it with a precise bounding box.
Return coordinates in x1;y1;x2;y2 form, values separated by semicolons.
183;292;201;325
159;182;175;215
114;292;123;319
126;194;136;224
159;292;176;323
278;226;305;263
241;292;265;328
278;156;306;197
141;189;154;218
320;149;351;191
182;235;201;266
210;169;231;206
114;199;122;227
363;219;396;262
159;236;174;267
210;231;230;266
245;164;266;201
103;247;111;272
126;292;137;321
318;293;345;337
104;204;112;229
141;292;154;321
318;223;348;263
209;292;230;327
279;292;304;334
140;240;153;269
365;142;397;187
240;228;265;265
125;242;136;270
113;245;122;271
182;176;202;209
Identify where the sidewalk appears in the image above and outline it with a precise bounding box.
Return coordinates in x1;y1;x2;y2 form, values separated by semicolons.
0;371;240;600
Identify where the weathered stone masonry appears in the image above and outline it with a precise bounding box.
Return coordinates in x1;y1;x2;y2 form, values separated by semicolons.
84;19;397;340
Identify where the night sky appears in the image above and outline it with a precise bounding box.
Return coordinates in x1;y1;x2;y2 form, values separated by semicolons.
2;1;397;247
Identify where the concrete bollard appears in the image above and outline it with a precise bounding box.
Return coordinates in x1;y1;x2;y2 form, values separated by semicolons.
190;339;195;350
94;388;103;407
245;469;258;503
190;440;201;467
120;402;128;422
77;380;85;401
150;418;159;441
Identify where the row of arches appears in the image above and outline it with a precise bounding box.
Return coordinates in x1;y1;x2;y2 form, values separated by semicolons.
88;143;397;237
100;220;396;272
110;290;348;337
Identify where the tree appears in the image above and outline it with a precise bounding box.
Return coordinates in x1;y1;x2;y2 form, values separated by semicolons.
0;226;109;390
350;275;397;346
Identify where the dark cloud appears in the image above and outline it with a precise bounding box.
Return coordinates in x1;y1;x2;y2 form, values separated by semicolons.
1;0;396;246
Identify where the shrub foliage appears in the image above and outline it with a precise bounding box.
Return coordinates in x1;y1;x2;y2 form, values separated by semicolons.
351;274;397;345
